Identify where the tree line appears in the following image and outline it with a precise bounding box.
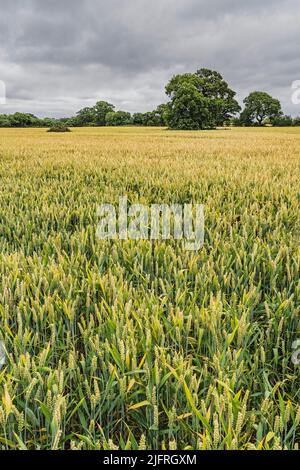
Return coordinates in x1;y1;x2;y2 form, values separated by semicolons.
1;68;300;130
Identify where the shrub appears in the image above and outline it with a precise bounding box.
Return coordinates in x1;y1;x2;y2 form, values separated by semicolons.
271;115;294;127
47;125;71;133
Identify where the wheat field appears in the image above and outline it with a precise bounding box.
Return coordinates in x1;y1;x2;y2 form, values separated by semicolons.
0;126;299;450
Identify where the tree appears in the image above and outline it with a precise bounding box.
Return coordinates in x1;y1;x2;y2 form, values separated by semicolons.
195;68;241;125
141;111;163;126
142;112;157;126
40;117;57;127
63;116;81;127
165;69;240;129
241;92;282;126
76;107;96;126
93;101;115;126
293;117;300;126
133;113;147;126
76;101;115;126
271;115;293;127
239;108;253;127
165;81;212;130
0;114;11;127
9;113;37;127
105;111;132;126
166;73;201;95
132;106;168;127
152;104;168;126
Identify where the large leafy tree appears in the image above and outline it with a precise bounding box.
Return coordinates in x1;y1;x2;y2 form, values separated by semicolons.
196;68;241;125
241;91;282;126
76;101;115;126
76;107;96;126
165;69;240;129
93;101;115;126
165;81;212;130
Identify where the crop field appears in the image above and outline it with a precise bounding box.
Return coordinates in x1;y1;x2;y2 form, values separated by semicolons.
0;126;299;450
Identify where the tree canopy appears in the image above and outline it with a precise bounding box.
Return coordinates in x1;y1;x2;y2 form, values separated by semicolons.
105;111;132;126
165;80;212;130
165;68;241;129
76;101;115;126
240;91;282;126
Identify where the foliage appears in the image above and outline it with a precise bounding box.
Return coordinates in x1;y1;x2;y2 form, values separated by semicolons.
76;101;115;126
76;106;96;126
270;115;294;127
0;113;38;128
195;68;241;125
165;69;240;129
105;111;132;126
292;117;300;126
241;92;282;126
0;126;299;450
0;115;12;127
94;101;116;126
132;105;168;127
165;81;212;130
0;69;297;130
0;114;70;128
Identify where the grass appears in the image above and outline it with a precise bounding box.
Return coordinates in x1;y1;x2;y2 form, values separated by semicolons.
0;126;299;450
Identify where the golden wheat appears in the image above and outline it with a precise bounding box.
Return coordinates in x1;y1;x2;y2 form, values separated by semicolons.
0;126;299;450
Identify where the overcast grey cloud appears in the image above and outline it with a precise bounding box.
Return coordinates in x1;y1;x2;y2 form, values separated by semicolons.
0;0;299;117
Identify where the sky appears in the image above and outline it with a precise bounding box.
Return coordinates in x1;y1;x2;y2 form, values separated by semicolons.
0;0;300;117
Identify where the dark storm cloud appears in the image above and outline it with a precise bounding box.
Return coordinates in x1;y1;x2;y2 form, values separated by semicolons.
0;0;299;116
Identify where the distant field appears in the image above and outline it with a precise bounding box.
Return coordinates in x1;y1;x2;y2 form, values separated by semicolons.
0;127;299;450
